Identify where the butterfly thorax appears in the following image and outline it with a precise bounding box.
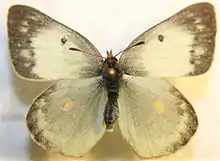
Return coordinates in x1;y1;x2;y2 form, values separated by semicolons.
102;51;122;131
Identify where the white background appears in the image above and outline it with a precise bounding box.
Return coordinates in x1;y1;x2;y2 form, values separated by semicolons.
0;0;220;161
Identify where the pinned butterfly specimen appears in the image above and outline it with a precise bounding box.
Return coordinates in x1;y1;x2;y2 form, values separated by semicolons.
7;2;216;159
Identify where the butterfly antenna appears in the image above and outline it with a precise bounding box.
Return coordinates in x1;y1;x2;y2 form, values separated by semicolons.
69;47;105;59
114;41;145;57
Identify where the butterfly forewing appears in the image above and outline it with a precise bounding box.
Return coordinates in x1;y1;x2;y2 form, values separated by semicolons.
26;77;107;157
118;75;198;158
7;5;102;81
120;3;216;77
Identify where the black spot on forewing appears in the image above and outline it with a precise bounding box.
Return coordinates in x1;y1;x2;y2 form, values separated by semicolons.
61;37;67;45
158;34;164;42
7;5;52;79
172;3;216;75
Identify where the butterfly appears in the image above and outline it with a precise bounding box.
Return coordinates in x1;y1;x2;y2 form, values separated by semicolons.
7;2;216;159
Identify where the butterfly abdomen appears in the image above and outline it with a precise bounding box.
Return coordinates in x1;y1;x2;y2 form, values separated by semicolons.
104;92;119;131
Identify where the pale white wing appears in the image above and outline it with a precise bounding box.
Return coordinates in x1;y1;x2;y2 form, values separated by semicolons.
118;75;198;158
26;77;107;157
8;5;103;81
120;3;216;77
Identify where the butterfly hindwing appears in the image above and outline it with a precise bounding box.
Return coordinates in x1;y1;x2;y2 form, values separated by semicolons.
7;5;102;81
120;3;216;77
118;75;198;158
26;77;107;157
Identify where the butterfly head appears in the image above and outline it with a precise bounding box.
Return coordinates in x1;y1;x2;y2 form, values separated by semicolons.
104;51;120;78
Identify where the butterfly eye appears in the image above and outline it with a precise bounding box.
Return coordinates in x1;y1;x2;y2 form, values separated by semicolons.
158;34;164;42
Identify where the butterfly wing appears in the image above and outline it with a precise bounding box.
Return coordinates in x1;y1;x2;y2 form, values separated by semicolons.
118;75;198;158
26;77;107;157
120;3;216;77
7;5;102;81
